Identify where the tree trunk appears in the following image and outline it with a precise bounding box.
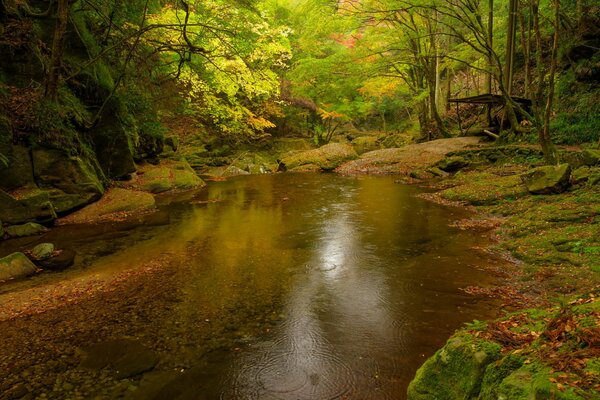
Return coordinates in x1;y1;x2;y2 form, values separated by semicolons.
540;0;560;164
486;0;494;126
45;0;69;100
504;0;517;96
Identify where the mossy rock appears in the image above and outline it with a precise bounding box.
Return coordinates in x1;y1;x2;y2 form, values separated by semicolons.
0;252;38;282
438;156;469;172
407;335;502;399
351;136;381;155
571;166;592;184
0;188;56;225
0;219;3;238
32;148;105;214
482;364;586;400
440;173;527;205
90;98;137;179
279;143;358;172
521;164;571;194
582;149;600;166
135;161;205;193
59;188;156;225
5;222;49;238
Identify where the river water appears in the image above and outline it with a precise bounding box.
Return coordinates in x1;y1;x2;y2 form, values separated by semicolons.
0;174;504;399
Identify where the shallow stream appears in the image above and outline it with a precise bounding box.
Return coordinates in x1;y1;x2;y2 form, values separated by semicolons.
0;174;505;399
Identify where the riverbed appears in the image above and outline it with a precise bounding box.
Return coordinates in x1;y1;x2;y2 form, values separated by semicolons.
0;174;506;399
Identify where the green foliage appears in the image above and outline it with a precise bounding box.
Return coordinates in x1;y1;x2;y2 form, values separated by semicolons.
552;70;600;144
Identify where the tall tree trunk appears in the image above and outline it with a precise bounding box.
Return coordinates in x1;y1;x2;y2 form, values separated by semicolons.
45;0;69;100
504;0;517;96
486;0;494;126
519;5;531;98
540;0;560;164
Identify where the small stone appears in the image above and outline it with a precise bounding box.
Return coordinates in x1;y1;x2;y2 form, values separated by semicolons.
37;248;76;271
31;243;55;260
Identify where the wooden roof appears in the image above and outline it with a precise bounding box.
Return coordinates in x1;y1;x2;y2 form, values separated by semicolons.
448;93;532;106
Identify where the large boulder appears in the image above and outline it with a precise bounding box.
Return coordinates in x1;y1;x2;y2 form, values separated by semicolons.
58;188;156;225
131;160;205;193
407;335;502;400
0;189;56;225
521;164;571;194
32;148;105;214
90;99;137;179
279;143;358;172
0;252;38;282
5;222;49;238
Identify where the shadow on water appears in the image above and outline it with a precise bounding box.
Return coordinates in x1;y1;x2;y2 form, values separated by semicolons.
0;174;505;399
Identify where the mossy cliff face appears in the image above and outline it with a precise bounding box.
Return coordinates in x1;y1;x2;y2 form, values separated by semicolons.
0;1;169;226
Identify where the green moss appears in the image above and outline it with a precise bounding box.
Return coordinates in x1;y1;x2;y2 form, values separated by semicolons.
407;334;502;399
494;364;586;400
440;172;527;205
280;143;358;171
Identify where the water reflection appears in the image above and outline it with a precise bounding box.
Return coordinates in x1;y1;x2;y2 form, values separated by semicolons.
0;174;503;400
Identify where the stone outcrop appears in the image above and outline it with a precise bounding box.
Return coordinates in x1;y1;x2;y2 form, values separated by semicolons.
0;189;56;225
521;164;571;194
32;148;104;214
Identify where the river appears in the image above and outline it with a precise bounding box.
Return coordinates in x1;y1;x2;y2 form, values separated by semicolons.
0;174;504;399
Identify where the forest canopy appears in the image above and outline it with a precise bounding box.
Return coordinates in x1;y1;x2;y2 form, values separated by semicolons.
0;0;598;165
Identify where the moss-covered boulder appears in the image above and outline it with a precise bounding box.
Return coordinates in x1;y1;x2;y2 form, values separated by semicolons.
5;222;49;238
438;156;469;172
0;252;38;282
351;136;381;155
32;148;104;214
480;363;586;400
90;98;137;179
279;143;358;172
407;335;502;399
582;149;600;166
0;189;56;225
133;160;205;193
58;188;156;225
521;164;571;194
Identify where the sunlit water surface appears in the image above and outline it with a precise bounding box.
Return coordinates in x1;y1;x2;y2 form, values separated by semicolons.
0;174;504;399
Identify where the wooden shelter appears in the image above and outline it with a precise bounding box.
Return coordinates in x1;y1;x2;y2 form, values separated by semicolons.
448;93;533;137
